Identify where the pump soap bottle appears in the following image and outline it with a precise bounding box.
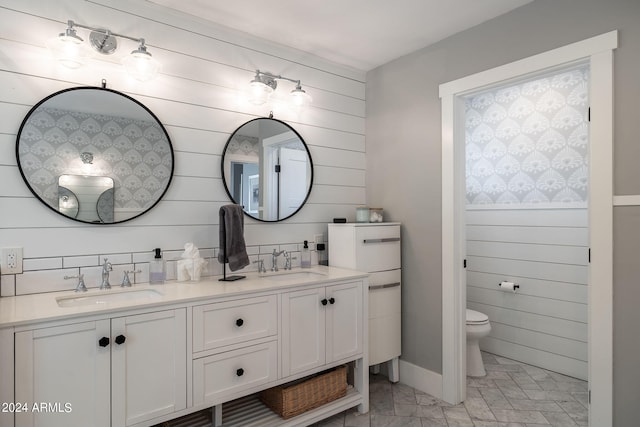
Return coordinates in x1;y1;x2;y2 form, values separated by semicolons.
301;240;311;268
149;248;166;284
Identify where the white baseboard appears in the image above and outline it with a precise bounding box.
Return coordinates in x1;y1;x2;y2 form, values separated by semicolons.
398;359;443;399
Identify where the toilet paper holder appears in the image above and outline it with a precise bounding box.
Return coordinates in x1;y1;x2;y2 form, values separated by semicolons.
498;281;519;291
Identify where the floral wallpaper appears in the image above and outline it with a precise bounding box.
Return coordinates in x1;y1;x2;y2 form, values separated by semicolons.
465;65;589;205
228;134;260;157
18;107;172;211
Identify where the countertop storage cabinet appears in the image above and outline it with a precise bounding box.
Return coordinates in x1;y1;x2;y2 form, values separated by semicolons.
1;267;368;427
14;309;187;427
328;223;401;382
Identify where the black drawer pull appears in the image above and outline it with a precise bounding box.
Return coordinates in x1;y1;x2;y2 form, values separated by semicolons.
115;334;126;345
236;318;244;327
329;297;335;304
98;337;110;347
321;299;328;306
236;368;244;377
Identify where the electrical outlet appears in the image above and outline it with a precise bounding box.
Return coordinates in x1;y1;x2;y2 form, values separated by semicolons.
314;234;324;244
1;247;23;274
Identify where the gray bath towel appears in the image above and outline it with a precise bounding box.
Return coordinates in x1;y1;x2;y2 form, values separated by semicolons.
218;204;250;271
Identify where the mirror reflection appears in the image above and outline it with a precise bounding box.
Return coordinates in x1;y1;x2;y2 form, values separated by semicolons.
58;174;114;223
222;118;313;221
16;87;174;224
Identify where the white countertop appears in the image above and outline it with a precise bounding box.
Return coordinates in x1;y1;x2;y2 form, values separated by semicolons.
0;266;368;328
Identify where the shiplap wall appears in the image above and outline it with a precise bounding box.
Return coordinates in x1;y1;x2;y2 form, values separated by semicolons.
0;0;365;294
466;207;588;380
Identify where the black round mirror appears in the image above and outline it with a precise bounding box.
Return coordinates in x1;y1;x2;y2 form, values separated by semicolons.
16;86;174;224
221;117;313;222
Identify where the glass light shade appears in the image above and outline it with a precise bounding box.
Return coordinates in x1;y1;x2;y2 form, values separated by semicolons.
122;50;160;82
47;34;89;69
290;87;312;107
249;80;274;105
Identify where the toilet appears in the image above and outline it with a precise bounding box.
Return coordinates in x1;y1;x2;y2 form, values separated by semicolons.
466;309;491;377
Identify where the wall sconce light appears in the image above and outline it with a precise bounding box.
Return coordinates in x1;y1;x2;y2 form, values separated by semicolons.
249;70;312;107
80;152;94;164
48;20;160;82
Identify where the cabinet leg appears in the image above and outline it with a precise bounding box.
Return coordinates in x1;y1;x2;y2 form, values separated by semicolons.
371;364;381;375
354;359;369;414
388;357;399;383
212;404;222;426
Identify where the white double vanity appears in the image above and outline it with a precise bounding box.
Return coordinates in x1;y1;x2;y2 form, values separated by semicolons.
0;266;369;427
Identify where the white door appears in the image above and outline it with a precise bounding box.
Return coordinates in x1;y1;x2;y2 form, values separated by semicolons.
279;147;309;218
282;287;326;377
15;320;111;427
111;309;187;427
326;282;363;363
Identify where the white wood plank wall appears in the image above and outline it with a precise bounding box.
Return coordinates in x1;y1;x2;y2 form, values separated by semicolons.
466;208;588;380
0;0;366;294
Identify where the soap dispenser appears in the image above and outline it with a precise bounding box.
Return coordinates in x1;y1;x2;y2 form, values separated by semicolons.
149;248;166;284
301;240;311;268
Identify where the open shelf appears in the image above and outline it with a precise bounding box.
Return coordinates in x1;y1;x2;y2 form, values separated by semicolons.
220;387;364;427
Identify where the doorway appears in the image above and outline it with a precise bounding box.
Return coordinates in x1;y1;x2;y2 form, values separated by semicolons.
464;64;590;381
440;31;616;425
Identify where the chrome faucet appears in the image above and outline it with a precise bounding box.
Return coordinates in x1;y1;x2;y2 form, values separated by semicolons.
254;259;266;274
100;258;112;290
283;251;297;270
121;269;141;287
271;249;284;272
64;273;87;292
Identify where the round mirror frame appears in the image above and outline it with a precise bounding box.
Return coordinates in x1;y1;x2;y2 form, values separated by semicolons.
15;86;175;224
221;117;314;222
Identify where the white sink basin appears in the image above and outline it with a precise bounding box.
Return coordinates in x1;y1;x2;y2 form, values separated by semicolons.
57;288;164;307
262;271;327;281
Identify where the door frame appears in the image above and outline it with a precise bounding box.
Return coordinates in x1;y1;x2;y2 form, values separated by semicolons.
439;31;617;426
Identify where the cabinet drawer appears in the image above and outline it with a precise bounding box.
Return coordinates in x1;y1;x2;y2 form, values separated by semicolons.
355;225;401;272
193;341;278;405
193;295;277;353
369;271;401;319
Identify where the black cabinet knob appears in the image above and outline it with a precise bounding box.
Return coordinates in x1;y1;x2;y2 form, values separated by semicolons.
321;299;328;306
329;298;335;304
236;368;244;377
115;334;126;345
236;318;244;327
98;337;110;347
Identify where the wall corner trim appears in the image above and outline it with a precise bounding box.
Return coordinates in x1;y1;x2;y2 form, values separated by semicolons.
613;195;640;206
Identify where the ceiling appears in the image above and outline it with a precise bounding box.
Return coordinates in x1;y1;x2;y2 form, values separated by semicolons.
147;0;533;71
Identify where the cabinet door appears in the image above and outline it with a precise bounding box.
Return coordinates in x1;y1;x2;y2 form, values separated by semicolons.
15;320;111;427
281;287;325;377
326;281;363;363
111;309;187;427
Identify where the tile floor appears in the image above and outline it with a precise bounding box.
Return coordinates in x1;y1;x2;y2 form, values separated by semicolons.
314;352;588;427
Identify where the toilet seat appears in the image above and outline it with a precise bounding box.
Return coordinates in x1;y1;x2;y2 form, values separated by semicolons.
466;309;489;325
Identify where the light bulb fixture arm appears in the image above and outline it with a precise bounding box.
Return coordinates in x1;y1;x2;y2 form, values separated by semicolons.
254;70;301;87
67;19;145;46
249;69;311;107
52;19;160;81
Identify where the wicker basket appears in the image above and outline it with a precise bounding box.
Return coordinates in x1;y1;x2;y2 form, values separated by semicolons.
259;365;347;419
